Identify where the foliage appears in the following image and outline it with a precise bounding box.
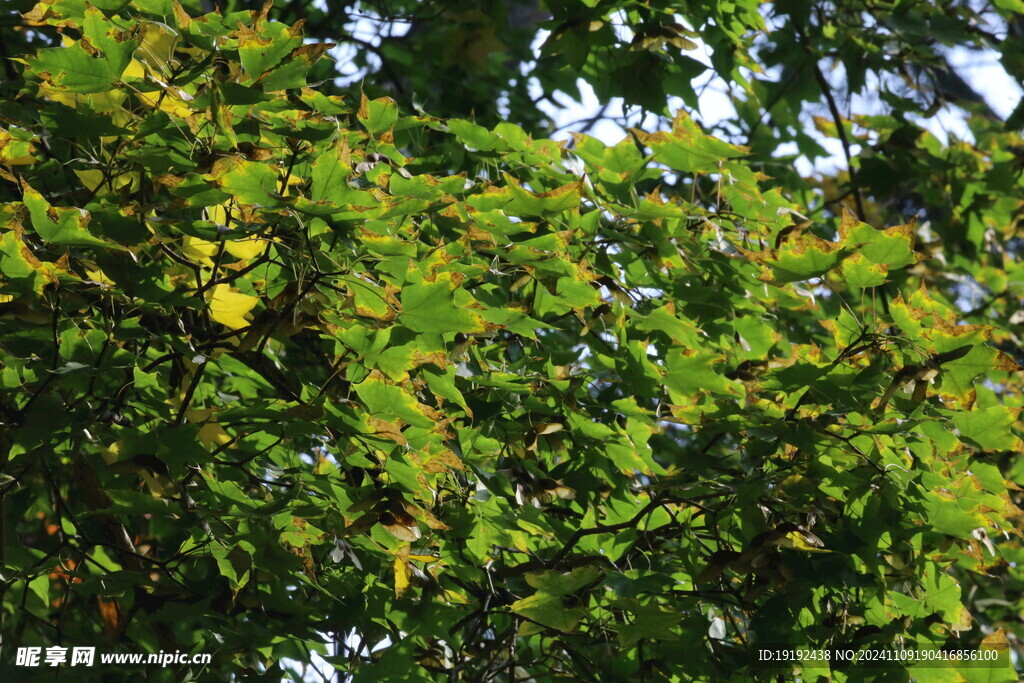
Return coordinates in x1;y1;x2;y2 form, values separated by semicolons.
1;1;1024;681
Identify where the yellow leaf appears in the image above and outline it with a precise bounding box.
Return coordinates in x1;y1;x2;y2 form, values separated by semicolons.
84;266;115;287
778;527;830;553
185;407;216;422
99;440;121;465
224;237;264;260
182;235;218;265
950;604;972;632
205;204;229;225
408;554;441;564
0;130;36;165
208;284;258;330
135;25;179;75
74;169;137;193
393;557;410;598
122;58;146;81
74;170;106;192
198;423;233;450
39;83;127;113
135;87;194;118
533;422;563;435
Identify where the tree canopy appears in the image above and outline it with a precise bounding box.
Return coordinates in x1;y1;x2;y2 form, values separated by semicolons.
2;0;1024;681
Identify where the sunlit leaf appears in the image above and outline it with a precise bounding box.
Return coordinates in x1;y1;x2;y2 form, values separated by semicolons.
208;283;259;329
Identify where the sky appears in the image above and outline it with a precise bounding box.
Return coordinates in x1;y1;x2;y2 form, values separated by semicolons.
324;3;1024;173
528;33;1024;178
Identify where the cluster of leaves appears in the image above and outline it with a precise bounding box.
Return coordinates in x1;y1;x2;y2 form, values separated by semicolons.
1;1;1023;681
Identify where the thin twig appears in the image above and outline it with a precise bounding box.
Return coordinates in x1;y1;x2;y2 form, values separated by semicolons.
794;22;866;220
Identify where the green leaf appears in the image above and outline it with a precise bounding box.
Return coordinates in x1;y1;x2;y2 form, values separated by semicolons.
205;156;279;205
761;235;848;283
614;602;682;647
358;94;399;136
82;4;138;75
952;406;1020;451
0;229;61;295
22;187;120;249
919;487;987;537
399;273;488;335
212;542;254;590
524;566;601;596
354;376;435;428
259;44;330;91
447;119;504;151
663;349;737;397
423;366;470;413
503;174;584;216
237;20;304;78
636;110;747;173
311;141;354;202
839;252;888;288
837;213;917;269
510;593;584;633
27;43;121;93
634;305;702;345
